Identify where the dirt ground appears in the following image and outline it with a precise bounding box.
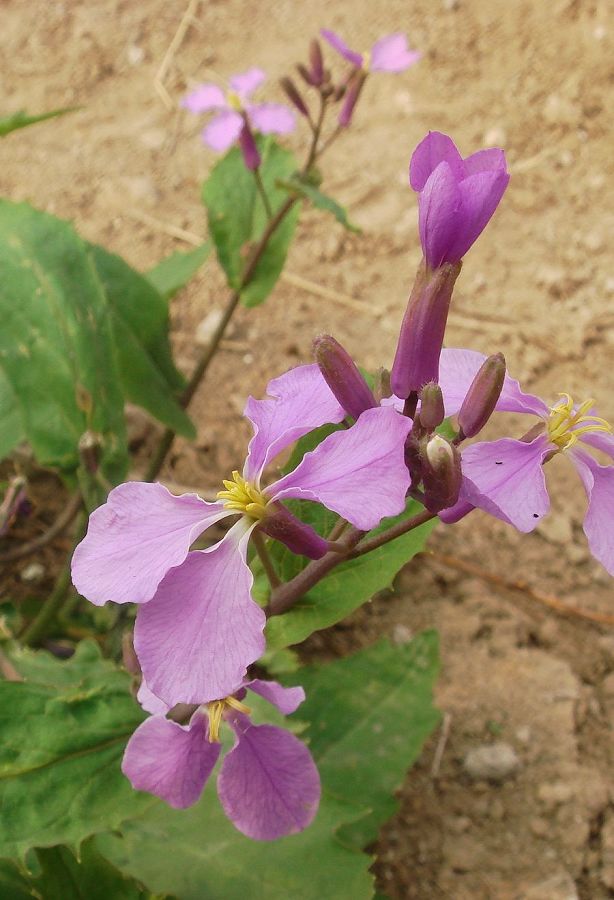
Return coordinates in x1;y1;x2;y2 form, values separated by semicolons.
2;0;614;897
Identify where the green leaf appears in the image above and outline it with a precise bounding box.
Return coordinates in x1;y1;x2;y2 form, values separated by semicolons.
99;793;373;900
1;839;170;900
0;201;128;480
0;641;149;859
202;136;300;308
145;244;210;301
290;635;441;849
0;107;79;138
278;177;360;233
265;497;437;650
0;370;25;460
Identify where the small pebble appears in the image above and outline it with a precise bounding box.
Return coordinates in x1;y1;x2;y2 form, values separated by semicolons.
463;742;521;783
20;561;45;584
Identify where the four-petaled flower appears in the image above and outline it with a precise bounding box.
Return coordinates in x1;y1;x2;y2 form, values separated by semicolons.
123;677;320;841
409;132;510;270
436;349;614;575
320;29;420;74
182;68;295;159
72;364;412;708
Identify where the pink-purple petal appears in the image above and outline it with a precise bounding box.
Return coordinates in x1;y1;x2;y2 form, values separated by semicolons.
320;28;364;67
370;33;420;73
579;431;614;461
202;109;243;151
460;435;551;532
246;679;305;714
248;103;296;135
418;162;464;270
181;83;227;113
229;68;266;99
134;521;265;707
438;348;550;419
218;716;320;840
243;364;345;483
136;679;169;716
409;131;465;191
122;712;219;810
270;406;411;530
570;450;614;576
462;147;507;177
71;482;230;607
445;169;511;263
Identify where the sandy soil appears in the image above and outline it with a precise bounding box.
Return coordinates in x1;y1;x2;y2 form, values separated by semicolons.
2;0;614;896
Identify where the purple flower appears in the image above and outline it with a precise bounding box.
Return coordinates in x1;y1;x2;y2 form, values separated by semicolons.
182;68;295;160
321;29;420;73
321;30;420;126
436;348;614;575
72;364;412;707
123;677;320;841
410;132;510;270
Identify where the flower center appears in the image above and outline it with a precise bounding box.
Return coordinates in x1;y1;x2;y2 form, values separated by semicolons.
361;50;371;72
206;696;251;742
226;90;243;112
217;470;269;519
546;393;612;451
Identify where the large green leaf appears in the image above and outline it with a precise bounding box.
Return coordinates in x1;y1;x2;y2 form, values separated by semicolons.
145;244;210;301
265;494;437;650
0;201;127;479
0;370;24;460
0;641;149;859
0;107;79;138
292;635;441;849
99;635;439;899
202;137;300;308
0;839;169;900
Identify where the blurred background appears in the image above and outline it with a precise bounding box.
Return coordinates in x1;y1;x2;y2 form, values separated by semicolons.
2;1;613;896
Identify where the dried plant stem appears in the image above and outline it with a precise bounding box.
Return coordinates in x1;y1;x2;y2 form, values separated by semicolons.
0;492;83;565
428;551;614;627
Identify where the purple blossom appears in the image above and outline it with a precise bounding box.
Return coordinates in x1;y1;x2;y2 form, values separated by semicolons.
72;364;412;707
410;132;510;270
123;677;320;841
182;68;295;160
436;349;614;575
321;29;420;73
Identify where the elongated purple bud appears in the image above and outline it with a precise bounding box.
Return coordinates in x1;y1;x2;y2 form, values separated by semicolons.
338;70;366;127
297;62;316;86
418;382;445;430
260;503;328;559
391;260;462;398
313;334;377;420
239;121;261;171
0;476;28;536
122;631;141;676
280;77;310;118
374;367;391;404
458;352;506;438
309;39;324;86
421;434;462;513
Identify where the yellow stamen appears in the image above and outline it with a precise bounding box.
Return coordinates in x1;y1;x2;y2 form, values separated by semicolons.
206;696;252;743
547;393;612;451
226;90;243;112
361;49;371;72
217;470;269;520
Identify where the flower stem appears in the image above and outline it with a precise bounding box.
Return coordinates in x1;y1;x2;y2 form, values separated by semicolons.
348;508;436;558
253;167;273;219
252;530;281;589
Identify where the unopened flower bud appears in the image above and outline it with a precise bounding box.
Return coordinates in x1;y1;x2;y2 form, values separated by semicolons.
374;367;391;404
422;434;462;513
297;62;316;86
419;382;445;430
391;260;462;398
313;334;377;420
458;352;506;438
0;476;28;537
309;39;324;86
338;70;366;127
238;121;261;171
280;77;310;118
